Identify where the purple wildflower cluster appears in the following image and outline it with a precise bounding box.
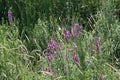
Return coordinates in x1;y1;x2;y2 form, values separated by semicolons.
43;22;84;76
41;20;105;79
72;54;79;64
48;39;61;51
46;38;80;64
63;22;83;39
48;39;57;51
63;29;70;39
45;52;52;60
46;39;61;60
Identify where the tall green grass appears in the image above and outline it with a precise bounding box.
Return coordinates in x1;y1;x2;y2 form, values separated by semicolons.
0;0;120;80
94;0;120;67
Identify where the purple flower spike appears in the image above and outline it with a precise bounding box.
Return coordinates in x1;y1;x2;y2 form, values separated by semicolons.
63;29;70;39
72;22;83;38
72;23;79;37
45;52;52;60
8;9;13;26
99;75;104;80
72;54;79;64
48;39;57;51
94;36;100;52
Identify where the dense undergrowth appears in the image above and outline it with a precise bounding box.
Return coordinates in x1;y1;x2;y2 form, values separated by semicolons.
0;0;120;80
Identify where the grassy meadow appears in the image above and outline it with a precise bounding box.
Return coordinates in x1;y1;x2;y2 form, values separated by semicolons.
0;0;120;80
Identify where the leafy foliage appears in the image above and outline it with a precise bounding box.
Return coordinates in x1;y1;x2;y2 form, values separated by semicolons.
0;0;120;80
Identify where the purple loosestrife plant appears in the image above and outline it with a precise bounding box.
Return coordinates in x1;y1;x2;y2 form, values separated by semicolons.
63;29;70;39
72;54;79;64
94;36;100;52
72;23;79;37
48;39;57;51
8;9;13;26
45;52;52;60
72;22;83;37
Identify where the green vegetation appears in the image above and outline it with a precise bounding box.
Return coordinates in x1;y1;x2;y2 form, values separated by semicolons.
0;0;120;80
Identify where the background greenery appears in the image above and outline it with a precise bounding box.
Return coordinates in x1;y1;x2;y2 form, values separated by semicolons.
0;0;120;80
